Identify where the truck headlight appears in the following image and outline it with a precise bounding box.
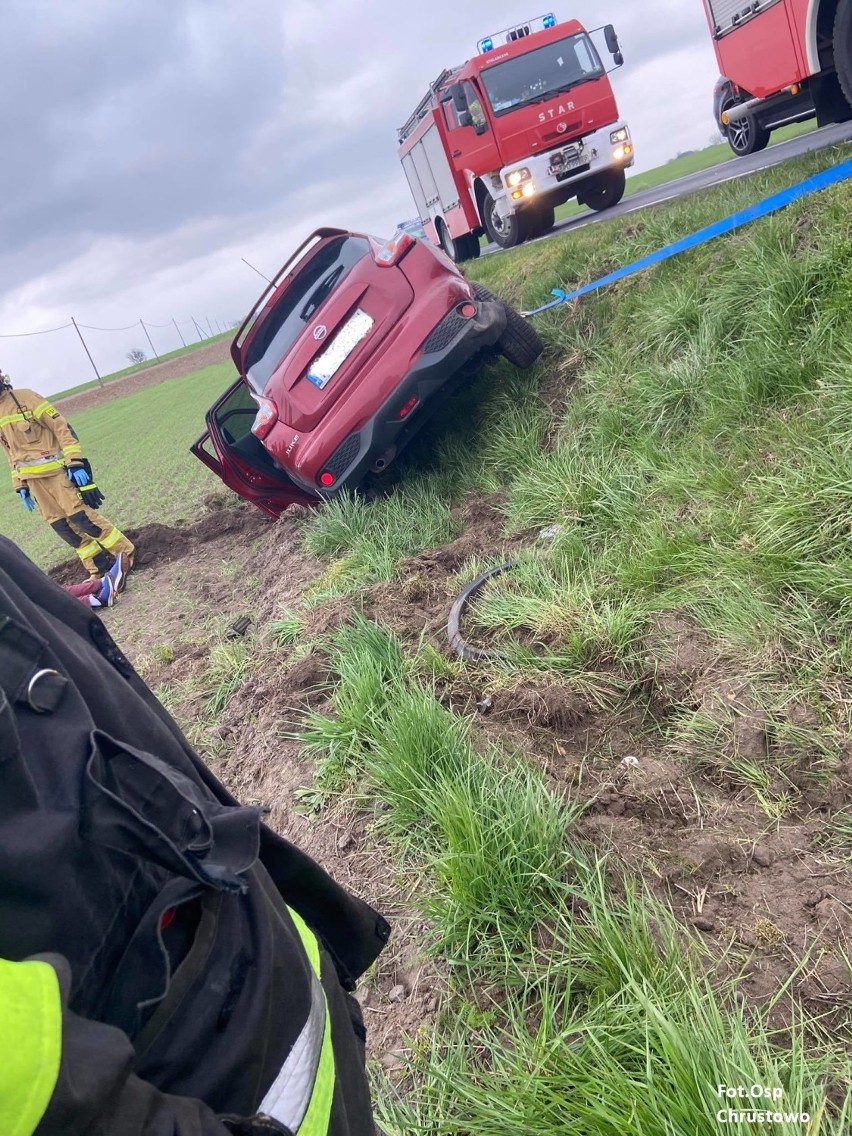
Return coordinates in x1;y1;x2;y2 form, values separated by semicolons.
506;167;531;187
610;127;629;143
613;143;633;161
521;182;536;197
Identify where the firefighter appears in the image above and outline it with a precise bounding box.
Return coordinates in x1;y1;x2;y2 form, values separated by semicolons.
0;369;135;577
0;536;389;1135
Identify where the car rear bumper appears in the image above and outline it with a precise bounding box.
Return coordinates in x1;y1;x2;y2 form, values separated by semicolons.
298;297;507;497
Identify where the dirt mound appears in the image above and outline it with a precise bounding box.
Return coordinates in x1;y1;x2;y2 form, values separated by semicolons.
47;502;273;585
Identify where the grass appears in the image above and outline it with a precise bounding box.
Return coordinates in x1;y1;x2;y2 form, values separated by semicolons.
301;619;850;1133
0;361;236;569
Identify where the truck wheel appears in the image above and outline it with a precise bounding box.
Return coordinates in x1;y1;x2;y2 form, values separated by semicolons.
526;202;556;239
720;95;770;155
460;233;481;260
438;221;462;262
482;194;529;248
578;169;626;211
472;283;544;369
835;0;852;109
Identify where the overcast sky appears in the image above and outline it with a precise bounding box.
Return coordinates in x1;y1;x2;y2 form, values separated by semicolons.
0;0;720;395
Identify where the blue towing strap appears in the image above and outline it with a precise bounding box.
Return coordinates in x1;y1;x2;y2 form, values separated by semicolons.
522;157;852;317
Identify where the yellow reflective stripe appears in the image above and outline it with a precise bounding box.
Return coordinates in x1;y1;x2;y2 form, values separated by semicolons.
0;412;26;427
0;958;62;1136
99;527;124;550
285;907;334;1136
76;541;100;560
287;906;321;974
32;401;53;419
15;461;65;476
63;444;83;457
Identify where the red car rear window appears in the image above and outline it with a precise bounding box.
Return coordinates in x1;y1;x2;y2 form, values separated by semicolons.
244;236;369;393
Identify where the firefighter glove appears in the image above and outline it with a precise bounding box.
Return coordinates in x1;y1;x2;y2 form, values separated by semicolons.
79;483;105;510
17;487;36;512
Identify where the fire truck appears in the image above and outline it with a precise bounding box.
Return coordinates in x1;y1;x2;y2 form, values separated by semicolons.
397;12;633;259
705;0;852;156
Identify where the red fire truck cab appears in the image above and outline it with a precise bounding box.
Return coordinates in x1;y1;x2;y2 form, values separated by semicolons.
397;13;633;259
705;0;852;156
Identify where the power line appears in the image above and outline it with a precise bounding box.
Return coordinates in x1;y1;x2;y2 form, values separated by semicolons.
76;321;140;333
0;322;73;338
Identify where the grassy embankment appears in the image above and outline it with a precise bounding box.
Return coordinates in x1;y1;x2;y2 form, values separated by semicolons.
289;144;852;1131
3;139;850;1130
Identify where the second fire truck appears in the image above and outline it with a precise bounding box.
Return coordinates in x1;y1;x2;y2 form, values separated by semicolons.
397;13;633;259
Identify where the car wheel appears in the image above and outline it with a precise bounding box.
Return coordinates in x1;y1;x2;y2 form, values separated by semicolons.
472;283;544;369
721;96;770;155
578;169;626;212
835;0;852;110
482;193;528;248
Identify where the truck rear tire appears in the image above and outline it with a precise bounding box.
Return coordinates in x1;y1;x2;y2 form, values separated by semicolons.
472;283;544;369
835;0;852;110
720;95;770;156
482;193;529;249
439;224;480;264
578;169;626;212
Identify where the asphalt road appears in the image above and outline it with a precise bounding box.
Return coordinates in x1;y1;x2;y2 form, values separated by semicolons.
482;119;852;256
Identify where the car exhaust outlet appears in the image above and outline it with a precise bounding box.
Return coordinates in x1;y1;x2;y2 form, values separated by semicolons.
371;446;397;473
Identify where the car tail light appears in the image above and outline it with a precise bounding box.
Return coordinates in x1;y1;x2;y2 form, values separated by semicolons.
398;396;418;419
319;471;335;487
373;230;416;267
459;302;476;318
251;397;278;440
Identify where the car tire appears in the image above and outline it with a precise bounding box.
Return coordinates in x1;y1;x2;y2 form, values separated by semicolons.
472;283;544;369
578;169;626;212
721;95;770;156
835;0;852;110
482;193;529;248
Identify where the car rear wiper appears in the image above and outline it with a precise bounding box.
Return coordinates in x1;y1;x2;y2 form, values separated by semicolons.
299;266;344;321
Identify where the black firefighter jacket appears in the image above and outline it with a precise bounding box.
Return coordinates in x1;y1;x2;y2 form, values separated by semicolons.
0;536;390;1135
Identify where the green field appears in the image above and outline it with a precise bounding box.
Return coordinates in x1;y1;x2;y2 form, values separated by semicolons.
0;363;235;569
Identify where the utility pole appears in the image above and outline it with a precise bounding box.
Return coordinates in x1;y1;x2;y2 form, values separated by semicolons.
71;317;103;388
206;317;214;337
191;318;206;341
172;318;187;347
139;319;160;360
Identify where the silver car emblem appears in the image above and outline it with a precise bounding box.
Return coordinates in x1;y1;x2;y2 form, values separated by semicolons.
557;122;568;133
313;324;327;341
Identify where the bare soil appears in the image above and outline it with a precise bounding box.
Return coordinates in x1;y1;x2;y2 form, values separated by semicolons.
55;339;232;414
56;350;851;1062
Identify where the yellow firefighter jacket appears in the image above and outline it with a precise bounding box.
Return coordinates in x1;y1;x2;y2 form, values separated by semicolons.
0;388;84;491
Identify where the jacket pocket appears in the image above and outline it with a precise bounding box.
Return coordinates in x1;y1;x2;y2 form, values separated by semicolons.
80;729;260;893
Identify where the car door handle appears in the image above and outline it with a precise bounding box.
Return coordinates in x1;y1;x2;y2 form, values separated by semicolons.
452;149;462;157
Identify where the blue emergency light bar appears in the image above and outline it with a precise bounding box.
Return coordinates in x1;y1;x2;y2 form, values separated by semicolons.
477;13;557;53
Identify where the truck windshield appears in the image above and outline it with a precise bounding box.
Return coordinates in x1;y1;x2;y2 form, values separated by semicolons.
480;33;604;116
243;236;369;393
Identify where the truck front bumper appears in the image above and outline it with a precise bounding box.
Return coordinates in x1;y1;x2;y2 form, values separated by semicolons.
494;121;634;217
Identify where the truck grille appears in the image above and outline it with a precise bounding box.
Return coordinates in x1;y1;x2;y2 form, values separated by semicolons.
543;121;581;142
326;432;361;479
422;309;467;354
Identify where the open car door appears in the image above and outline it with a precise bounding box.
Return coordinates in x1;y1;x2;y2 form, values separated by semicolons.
190;378;320;518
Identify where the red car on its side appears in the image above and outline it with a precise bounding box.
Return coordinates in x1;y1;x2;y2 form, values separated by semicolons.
191;226;543;517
